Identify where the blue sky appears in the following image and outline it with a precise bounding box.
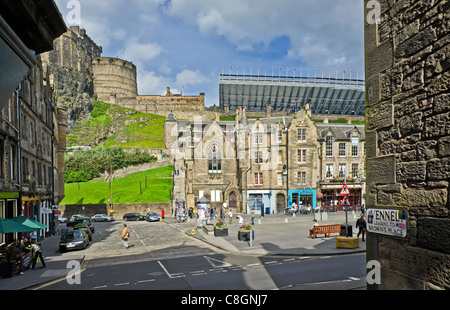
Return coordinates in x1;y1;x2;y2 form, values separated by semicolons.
55;0;364;107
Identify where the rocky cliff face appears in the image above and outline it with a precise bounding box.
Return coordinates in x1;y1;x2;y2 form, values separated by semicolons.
48;63;95;132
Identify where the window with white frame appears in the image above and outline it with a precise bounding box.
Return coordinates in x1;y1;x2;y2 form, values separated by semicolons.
277;173;283;186
352;163;359;178
254;151;263;164
298;149;307;163
277;130;283;143
351;136;359;157
254;132;263;145
298;128;306;142
254;173;263;185
326;135;333;157
339;143;346;157
298;171;306;185
326;164;333;178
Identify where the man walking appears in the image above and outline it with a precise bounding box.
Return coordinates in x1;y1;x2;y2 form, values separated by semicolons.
356;214;366;241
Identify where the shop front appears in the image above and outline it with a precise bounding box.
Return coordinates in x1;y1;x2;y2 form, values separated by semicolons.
288;189;317;213
0;192;20;244
246;190;275;215
319;183;364;211
21;196;42;241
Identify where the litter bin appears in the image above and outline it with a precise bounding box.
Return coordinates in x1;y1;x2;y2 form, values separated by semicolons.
340;225;352;237
265;207;270;214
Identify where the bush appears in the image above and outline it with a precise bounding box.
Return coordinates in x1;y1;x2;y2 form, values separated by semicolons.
64;146;156;183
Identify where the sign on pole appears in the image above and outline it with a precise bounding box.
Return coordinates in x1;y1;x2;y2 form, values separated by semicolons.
339;196;351;207
339;184;351;196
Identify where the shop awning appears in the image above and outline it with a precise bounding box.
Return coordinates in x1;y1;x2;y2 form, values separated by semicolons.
0;217;37;234
10;216;47;230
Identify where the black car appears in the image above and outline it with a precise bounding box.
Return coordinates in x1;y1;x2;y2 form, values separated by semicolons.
59;230;89;252
123;213;145;221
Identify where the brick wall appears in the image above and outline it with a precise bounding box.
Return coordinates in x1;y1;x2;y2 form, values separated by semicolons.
365;0;450;289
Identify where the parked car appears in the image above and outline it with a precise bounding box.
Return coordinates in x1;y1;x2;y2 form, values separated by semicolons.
123;213;145;221
74;224;93;241
59;230;89;252
75;217;95;233
66;214;86;227
145;212;161;222
91;214;114;222
57;216;68;223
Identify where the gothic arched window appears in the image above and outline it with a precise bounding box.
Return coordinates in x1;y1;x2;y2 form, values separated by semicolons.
208;145;222;174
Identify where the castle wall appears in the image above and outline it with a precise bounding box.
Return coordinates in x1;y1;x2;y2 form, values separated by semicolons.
40;26;102;76
92;57;138;103
115;89;216;120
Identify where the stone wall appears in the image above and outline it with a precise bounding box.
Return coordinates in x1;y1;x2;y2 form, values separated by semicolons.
59;202;172;219
114;88;217;120
365;0;450;289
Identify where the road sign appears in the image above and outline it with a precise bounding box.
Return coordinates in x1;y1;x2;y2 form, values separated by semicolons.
339;196;351;207
339;184;351;196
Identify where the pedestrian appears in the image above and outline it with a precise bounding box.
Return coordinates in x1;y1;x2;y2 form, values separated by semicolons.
356;214;366;241
228;209;233;224
237;215;244;229
121;223;130;249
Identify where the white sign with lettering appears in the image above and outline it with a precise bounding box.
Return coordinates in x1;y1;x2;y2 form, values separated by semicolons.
366;208;407;238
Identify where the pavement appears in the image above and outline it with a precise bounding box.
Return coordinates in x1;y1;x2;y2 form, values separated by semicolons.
0;211;365;290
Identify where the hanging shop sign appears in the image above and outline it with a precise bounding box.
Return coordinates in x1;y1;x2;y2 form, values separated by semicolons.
366;208;407;238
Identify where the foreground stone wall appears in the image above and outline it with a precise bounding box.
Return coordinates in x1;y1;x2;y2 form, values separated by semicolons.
365;0;450;289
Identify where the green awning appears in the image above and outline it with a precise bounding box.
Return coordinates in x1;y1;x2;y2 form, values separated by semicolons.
10;216;47;230
0;217;37;234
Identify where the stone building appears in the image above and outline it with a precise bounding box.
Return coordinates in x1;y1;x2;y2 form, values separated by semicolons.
364;0;450;289
165;108;366;214
0;63;67;244
0;0;67;244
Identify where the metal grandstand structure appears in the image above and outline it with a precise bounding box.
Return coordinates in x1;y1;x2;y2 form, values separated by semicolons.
219;72;365;115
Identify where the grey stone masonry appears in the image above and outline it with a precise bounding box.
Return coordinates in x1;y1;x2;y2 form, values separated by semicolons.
365;0;450;290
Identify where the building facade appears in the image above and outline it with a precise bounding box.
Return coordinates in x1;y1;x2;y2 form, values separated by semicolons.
0;62;67;244
165;108;365;215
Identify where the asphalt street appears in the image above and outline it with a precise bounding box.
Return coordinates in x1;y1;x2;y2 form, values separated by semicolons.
0;211;367;291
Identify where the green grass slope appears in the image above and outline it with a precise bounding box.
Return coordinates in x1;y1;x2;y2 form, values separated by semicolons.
61;165;173;205
67;101;166;148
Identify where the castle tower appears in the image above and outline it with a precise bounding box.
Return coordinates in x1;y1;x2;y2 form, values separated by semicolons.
92;57;138;103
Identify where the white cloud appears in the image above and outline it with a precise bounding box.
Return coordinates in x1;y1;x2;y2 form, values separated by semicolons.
175;69;210;88
118;38;162;66
165;0;364;72
137;70;173;95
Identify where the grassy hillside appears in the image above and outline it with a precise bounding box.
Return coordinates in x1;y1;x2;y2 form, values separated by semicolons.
61;165;173;205
67;101;166;148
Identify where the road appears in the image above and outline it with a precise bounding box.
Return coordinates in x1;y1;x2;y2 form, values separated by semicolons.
35;219;367;291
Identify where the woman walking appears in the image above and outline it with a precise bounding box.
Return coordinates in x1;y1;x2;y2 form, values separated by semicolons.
121;223;130;249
